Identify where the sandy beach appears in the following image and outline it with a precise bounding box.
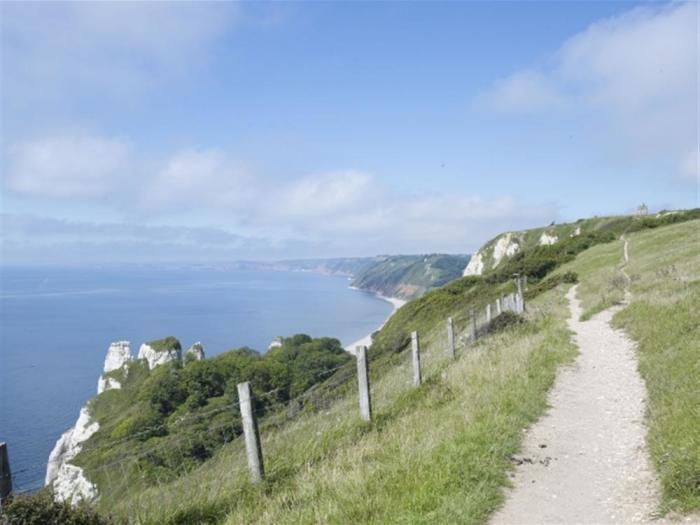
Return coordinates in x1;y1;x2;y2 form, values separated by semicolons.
344;288;407;354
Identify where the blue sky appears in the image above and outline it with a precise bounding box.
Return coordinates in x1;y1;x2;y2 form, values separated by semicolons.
1;1;697;263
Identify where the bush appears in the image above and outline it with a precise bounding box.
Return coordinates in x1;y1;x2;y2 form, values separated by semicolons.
0;491;110;525
488;311;526;333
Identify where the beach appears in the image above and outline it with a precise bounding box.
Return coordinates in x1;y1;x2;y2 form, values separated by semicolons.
345;289;408;353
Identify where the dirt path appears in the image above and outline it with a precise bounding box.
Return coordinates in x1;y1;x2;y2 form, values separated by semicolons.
491;281;661;523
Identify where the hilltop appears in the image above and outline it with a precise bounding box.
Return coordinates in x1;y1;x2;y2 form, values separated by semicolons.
232;253;470;300
2;209;698;524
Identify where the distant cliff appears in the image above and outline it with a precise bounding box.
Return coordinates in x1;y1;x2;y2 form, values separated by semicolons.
230;254;470;300
350;254;470;300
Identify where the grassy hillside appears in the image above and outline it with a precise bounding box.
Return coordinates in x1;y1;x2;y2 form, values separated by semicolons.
350;253;469;300
4;213;697;524
466;210;699;276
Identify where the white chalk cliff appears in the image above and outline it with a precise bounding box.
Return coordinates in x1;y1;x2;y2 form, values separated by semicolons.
185;342;205;361
45;406;99;504
492;233;520;267
46;337;191;504
463;251;484;276
97;341;132;394
47;341;132;503
138;342;181;369
539;232;559;245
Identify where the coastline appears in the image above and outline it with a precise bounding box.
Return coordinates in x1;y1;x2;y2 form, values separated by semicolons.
344;287;408;354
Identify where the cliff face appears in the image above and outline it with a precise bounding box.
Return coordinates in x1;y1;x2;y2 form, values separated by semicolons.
138;342;181;369
461;215;644;277
46;337;196;504
97;341;132;394
350;254;470;300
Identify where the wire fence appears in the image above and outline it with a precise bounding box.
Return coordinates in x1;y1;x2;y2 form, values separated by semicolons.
1;278;527;516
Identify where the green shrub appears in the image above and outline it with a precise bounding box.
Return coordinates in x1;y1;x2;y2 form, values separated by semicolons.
145;336;182;352
0;491;110;525
488;311;526;333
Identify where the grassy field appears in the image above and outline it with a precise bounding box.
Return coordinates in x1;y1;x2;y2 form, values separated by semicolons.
553;219;700;514
92;283;575;524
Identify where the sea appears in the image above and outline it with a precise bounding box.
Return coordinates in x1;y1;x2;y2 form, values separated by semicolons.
0;265;393;492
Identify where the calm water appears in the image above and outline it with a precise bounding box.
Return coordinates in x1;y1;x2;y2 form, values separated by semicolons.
0;265;392;491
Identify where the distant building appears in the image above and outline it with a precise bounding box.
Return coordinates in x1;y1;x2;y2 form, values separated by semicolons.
636;203;649;217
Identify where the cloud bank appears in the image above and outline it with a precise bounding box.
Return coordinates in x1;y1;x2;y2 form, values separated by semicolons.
480;1;698;182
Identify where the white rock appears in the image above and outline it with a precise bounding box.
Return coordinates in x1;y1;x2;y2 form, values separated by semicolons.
45;406;100;503
492;233;520;267
97;375;122;394
539;232;559;245
103;341;132;373
571;226;582;237
463;251;484;276
138;342;181;370
52;464;98;505
185;342;205;361
268;337;283;350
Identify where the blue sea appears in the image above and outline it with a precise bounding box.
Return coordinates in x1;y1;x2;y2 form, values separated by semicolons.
0;265;392;492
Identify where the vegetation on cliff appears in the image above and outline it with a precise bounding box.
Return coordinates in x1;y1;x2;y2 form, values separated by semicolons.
350;253;469;300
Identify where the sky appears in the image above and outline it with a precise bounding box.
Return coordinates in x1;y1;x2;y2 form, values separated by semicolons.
1;1;698;264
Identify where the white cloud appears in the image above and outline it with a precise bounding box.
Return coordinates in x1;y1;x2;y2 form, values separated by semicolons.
5;135;131;198
1;2;237;109
143;149;255;210
479;1;697;180
482;70;568;112
273;171;375;220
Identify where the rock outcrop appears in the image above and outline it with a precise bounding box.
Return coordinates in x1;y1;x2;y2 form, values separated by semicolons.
185;342;205;361
463;251;484;276
46;336;192;505
97;341;132;394
268;337;283;350
539;232;559;245
45;406;99;504
492;233;520;267
138;341;181;370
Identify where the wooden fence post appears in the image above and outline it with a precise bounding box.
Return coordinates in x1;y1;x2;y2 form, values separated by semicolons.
469;307;477;343
411;331;422;386
0;442;12;508
486;303;492;324
237;382;264;483
446;317;455;360
356;345;372;421
496;297;502;315
519;276;526;313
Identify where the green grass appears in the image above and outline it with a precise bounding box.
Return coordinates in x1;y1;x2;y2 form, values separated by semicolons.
145;336;182;352
554;219;700;514
89;283;575;524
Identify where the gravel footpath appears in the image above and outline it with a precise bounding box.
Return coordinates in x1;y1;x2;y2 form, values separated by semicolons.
490;284;661;524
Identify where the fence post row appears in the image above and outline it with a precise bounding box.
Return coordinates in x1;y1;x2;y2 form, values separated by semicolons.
356;345;372;422
446;317;456;360
237;382;265;484
469;307;477;343
0;442;11;509
411;331;422;386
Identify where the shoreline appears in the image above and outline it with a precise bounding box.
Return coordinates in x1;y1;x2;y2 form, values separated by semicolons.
344;287;408;354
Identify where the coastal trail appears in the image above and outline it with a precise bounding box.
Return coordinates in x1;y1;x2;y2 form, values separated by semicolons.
491;240;662;524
